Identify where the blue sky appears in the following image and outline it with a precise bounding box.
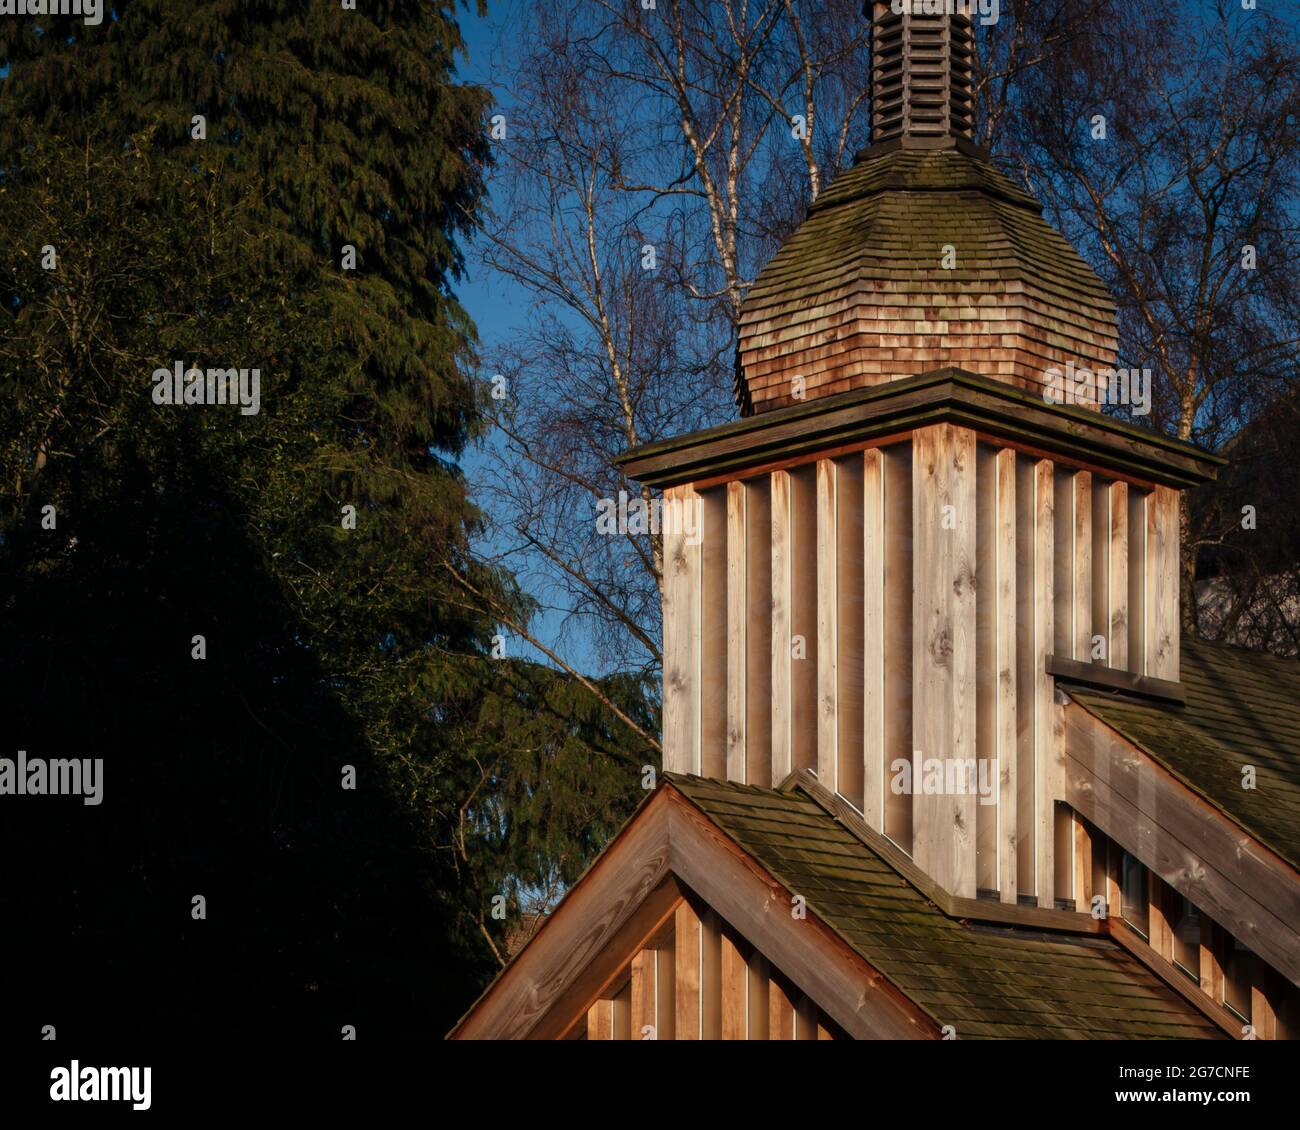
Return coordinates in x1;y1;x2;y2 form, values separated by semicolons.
452;2;527;371
451;2;610;674
445;1;1300;682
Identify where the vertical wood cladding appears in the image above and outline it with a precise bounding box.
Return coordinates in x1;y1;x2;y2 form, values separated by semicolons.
660;435;1176;907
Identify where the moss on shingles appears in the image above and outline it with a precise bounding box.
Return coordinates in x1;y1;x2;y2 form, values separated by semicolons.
668;774;1223;1040
1071;637;1300;871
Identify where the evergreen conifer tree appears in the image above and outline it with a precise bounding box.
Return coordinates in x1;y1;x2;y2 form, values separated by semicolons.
0;2;655;1038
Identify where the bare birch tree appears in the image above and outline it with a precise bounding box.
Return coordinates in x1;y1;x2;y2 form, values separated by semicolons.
471;0;1300;686
472;0;875;686
995;0;1300;639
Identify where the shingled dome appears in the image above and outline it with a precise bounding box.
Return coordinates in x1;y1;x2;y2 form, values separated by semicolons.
735;4;1119;415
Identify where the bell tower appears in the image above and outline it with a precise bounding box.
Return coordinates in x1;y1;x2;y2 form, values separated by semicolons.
621;5;1219;910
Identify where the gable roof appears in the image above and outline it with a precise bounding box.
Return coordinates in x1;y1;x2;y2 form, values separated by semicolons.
449;780;929;1040
452;769;1229;1039
1067;637;1300;872
671;774;1223;1040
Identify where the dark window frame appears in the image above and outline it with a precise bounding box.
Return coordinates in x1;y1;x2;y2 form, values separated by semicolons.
1119;849;1149;939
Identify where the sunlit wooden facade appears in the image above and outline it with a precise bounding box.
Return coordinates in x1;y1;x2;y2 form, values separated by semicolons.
451;4;1300;1041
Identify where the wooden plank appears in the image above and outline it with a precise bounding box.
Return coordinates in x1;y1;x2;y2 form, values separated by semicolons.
1109;481;1129;669
1148;870;1171;961
720;931;747;1040
587;1000;612;1041
1045;654;1184;703
1033;459;1056;907
1073;472;1093;660
862;448;886;830
976;444;997;894
662;485;701;773
911;424;978;898
631;948;657;1039
883;444;913;849
816;1023;835;1040
1128;489;1148;676
450;793;677;1040
770;470;792;782
836;456;865;809
665;792;936;1039
686;486;703;766
795;995;818;1040
1089;822;1108;913
700;487;728;778
1093;478;1129;670
1051;469;1091;663
1014;456;1035;896
747;953;770;1040
700;907;722;1039
791;465;818;772
1053;468;1075;660
816;458;838;788
995;449;1018;902
1146;485;1180;681
674;900;701;1040
661;484;686;772
768;975;795;1040
726;480;747;782
1091;477;1110;665
746;476;772;787
655;940;676;1040
1105;836;1122;924
1053;799;1073;909
977;444;1017;899
1073;813;1093;912
1251;972;1277;1041
613;980;632;1040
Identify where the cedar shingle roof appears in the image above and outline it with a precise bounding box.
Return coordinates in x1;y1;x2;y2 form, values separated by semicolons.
1068;637;1300;871
736;147;1119;413
669;773;1223;1040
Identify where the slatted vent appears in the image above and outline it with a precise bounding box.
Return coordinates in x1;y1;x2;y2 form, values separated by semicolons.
870;2;975;145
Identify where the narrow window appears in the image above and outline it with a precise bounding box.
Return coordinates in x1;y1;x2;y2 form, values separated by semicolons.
1222;933;1253;1023
1169;893;1200;981
1120;851;1148;937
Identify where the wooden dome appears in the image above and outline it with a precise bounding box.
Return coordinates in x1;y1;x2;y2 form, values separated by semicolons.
736;145;1119;414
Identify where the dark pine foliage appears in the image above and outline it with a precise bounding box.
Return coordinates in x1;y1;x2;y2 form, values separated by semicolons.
0;2;656;1041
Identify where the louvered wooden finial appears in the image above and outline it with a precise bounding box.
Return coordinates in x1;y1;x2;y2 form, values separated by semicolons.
869;1;976;147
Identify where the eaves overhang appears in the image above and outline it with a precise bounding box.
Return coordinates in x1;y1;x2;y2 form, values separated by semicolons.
617;367;1225;491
